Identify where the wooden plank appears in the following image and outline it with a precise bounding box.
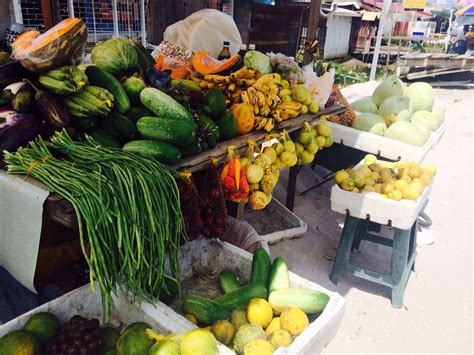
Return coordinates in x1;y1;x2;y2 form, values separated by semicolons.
173;105;346;172
40;0;60;29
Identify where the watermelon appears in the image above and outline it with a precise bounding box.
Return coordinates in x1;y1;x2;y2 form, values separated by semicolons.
352;113;387;136
372;76;405;106
384;121;427;146
351;96;378;113
378;96;412;126
412;121;431;143
410;110;439;131
405;82;434;112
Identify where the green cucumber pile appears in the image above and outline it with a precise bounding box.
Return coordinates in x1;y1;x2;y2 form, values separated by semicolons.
4;130;186;315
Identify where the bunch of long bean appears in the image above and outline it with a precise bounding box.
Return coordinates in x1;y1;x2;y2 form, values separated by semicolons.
4;130;185;316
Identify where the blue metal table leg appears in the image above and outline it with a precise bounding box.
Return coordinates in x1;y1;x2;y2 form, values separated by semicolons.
391;227;411;308
330;215;359;285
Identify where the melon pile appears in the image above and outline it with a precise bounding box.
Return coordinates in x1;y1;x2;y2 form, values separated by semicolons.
350;77;445;146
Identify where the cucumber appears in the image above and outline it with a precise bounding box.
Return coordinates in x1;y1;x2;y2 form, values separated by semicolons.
183;295;231;325
86;65;131;114
268;257;290;293
180;138;202;157
250;248;271;288
219;270;241;294
100;111;137;143
122;140;181;164
73;116;98;133
90;129;121;148
127;106;152;123
136;116;195;147
140;87;196;128
268;288;330;314
215;283;267;310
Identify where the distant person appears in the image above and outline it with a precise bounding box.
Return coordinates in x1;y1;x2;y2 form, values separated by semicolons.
456;25;470;42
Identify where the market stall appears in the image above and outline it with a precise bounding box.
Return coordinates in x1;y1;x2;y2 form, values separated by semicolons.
0;2;444;354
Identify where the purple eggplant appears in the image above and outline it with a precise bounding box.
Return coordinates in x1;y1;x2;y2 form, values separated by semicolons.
1;81;33;112
26;79;71;128
0;61;30;89
0;109;40;152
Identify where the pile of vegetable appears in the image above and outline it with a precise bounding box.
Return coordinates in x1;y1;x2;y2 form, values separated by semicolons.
349;77;445;147
335;154;437;201
4;130;185;313
181;248;330;354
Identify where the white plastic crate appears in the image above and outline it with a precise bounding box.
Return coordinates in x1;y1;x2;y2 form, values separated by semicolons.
330;159;435;229
0;239;344;355
244;198;308;244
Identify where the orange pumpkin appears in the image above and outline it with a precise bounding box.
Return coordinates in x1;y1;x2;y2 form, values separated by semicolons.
232;103;255;135
192;51;240;75
154;54;190;79
12;18;87;73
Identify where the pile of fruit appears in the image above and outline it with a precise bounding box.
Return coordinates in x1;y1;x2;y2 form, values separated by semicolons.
0;312;220;355
335;154;437;201
349;77;445;147
182;248;330;354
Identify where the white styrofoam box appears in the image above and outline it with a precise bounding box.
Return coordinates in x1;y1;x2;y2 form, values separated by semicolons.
430;117;447;148
0;284;186;337
177;238;345;355
244;198;308;245
330;160;435;229
0;239;344;354
326;120;433;163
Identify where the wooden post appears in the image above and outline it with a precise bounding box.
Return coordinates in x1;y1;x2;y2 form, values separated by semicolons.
303;0;322;65
41;0;60;29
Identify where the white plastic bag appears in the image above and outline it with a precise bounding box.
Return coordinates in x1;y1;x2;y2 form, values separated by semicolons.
163;9;242;58
302;64;335;107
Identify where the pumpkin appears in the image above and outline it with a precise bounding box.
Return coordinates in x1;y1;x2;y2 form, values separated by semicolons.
192;51;240;75
232;103;255;135
154;55;189;79
12;18;87;73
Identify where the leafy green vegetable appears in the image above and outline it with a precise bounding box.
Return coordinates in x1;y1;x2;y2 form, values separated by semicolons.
243;51;272;74
91;37;138;76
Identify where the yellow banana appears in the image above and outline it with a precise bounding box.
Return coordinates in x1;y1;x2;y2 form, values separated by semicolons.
204;74;230;84
255;73;281;86
227;82;236;92
230;67;248;80
272;110;283;123
253;103;260;115
278;101;302;111
269;83;280;95
199;81;209;89
253;82;271;93
241;91;250;104
264;118;275;132
247;87;258;105
206;83;216;89
255;90;266;106
260;103;270;116
281;111;290;120
281;108;300;118
255;116;267;130
245;69;257;79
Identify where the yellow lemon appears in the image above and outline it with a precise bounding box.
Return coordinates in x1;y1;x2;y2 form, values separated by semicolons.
334;170;350;184
387;189;403;201
364;154;377;165
243;339;274;355
269;329;293;348
265;317;281;336
210;320;234;346
394;179;408;193
247;298;273;328
420;164;436;176
280;307;309;336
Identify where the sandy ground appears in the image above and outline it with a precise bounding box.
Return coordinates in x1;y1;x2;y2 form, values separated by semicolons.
268;87;473;353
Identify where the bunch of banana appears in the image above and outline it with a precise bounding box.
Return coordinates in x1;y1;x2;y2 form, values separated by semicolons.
254;116;275;132
272;101;302;122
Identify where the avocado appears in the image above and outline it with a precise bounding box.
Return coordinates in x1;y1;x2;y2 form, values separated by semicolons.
22;312;60;346
116;322;154;355
0;330;41;355
203;88;226;119
217;111;237;141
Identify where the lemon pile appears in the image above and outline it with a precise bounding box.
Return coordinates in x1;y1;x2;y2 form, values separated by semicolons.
335;154;436;201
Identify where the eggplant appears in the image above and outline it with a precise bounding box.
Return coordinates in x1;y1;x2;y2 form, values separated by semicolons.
26;79;71;128
0;61;30;89
146;67;170;89
0;109;40;153
1;81;34;112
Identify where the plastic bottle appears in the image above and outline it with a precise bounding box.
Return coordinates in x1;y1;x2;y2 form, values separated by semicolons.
218;41;231;60
238;44;247;57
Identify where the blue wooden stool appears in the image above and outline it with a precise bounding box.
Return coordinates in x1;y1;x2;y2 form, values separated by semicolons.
330;214;417;308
